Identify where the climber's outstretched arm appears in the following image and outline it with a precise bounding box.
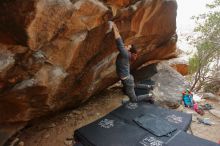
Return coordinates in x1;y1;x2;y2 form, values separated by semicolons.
110;22;129;57
112;22;121;39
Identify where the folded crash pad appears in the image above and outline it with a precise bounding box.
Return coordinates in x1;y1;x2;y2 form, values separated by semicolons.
74;103;192;146
134;113;177;137
165;131;219;146
111;102;192;131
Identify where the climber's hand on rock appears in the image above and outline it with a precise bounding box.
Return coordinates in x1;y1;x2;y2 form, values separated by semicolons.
108;21;114;27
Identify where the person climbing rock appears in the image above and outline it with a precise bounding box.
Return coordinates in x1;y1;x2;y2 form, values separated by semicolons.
108;21;154;103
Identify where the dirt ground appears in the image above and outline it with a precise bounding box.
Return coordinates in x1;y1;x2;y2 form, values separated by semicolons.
187;100;220;143
11;87;220;146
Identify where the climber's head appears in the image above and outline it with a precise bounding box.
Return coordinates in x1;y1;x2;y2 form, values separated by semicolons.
125;44;138;61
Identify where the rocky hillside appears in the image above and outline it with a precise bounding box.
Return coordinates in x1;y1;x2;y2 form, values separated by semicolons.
0;0;177;123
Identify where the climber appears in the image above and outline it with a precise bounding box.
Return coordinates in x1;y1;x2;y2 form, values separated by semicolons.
108;21;154;103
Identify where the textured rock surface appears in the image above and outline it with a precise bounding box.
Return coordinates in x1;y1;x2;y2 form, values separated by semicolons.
167;57;189;76
0;122;27;146
0;0;177;123
134;63;190;108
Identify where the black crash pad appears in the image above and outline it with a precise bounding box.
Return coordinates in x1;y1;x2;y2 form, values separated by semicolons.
75;114;146;146
165;131;219;146
134;113;177;137
74;103;192;146
110;102;192;131
74;114;177;146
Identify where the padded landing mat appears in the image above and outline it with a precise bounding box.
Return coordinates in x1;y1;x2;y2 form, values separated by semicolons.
74;114;176;146
165;131;219;146
74;103;192;146
75;114;145;146
134;113;177;137
111;102;192;131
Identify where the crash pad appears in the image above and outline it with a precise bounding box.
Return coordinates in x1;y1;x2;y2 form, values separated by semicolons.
110;102;192;131
134;113;177;137
74;103;192;146
74;114;176;146
165;131;219;146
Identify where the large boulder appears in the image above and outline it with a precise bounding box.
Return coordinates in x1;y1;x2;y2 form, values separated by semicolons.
0;0;178;123
134;62;190;108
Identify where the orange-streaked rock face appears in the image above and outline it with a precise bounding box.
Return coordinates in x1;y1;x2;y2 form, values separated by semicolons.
0;0;177;123
105;0;131;7
168;57;189;76
171;64;188;76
